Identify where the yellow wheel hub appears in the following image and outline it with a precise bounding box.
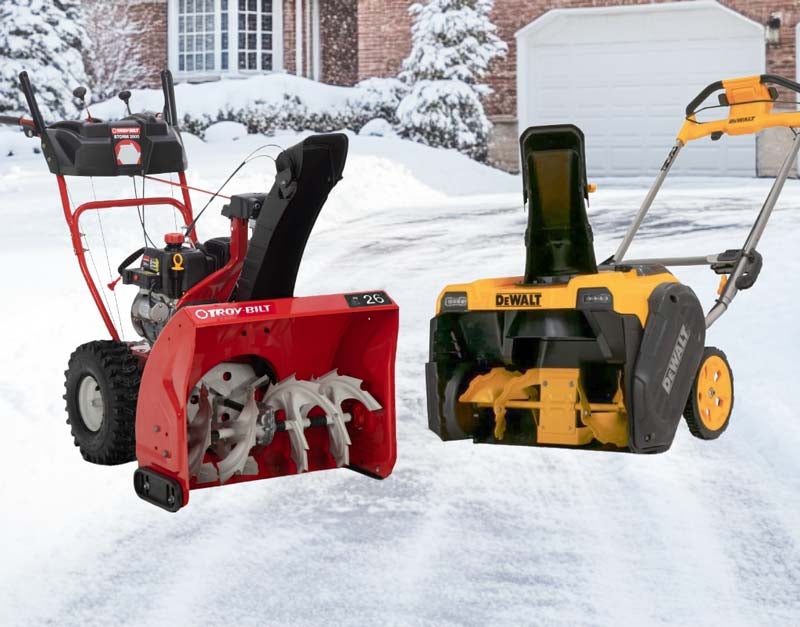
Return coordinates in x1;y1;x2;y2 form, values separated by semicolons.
696;355;732;431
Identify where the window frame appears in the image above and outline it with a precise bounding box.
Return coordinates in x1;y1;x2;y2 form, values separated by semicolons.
168;0;283;81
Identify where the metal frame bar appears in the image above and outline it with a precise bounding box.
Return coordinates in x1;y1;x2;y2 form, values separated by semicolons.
57;172;197;340
610;131;800;328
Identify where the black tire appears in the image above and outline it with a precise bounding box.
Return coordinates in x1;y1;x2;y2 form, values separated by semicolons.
443;363;481;440
683;347;734;441
63;340;142;464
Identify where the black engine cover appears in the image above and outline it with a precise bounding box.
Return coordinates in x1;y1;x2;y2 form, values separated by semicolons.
628;282;706;453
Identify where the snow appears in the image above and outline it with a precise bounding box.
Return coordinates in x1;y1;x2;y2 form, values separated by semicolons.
359;118;397;137
0;127;39;157
93;74;370;121
0;132;798;626
203;121;248;142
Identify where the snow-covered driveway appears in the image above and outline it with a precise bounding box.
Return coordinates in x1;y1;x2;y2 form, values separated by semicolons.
1;133;798;626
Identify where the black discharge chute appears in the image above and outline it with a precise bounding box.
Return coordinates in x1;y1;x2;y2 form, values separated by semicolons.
233;133;348;301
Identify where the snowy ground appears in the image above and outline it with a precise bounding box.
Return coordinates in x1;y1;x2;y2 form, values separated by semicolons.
0;131;798;626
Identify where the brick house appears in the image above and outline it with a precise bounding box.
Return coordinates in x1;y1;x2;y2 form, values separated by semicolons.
129;0;798;175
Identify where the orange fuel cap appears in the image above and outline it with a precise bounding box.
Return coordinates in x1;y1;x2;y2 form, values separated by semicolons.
164;232;184;246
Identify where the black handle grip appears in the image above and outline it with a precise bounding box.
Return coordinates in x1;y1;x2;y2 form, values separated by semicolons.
160;69;178;128
760;74;800;94
18;71;45;135
735;250;763;290
117;247;145;276
685;80;725;117
0;115;23;126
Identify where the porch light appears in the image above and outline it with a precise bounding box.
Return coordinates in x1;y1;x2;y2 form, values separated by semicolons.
766;13;781;45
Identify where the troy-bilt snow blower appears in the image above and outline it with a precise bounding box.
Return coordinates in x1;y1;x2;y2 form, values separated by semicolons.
426;75;799;454
3;71;398;511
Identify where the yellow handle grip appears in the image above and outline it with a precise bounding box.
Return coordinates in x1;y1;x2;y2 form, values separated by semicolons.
677;75;800;144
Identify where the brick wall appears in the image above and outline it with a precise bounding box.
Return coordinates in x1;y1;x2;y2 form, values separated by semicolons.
284;0;297;74
126;0;168;88
320;0;359;85
355;0;799;116
357;0;414;78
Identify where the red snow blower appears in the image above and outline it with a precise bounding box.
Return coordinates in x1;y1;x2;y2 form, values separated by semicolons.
3;70;398;512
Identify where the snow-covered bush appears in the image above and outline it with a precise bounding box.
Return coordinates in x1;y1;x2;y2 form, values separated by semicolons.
93;75;406;139
0;0;89;119
396;80;489;160
400;0;507;96
203;121;248;143
82;0;150;102
352;78;409;124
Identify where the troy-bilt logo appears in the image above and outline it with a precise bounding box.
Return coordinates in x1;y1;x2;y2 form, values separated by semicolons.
192;304;272;320
112;126;141;136
662;324;690;394
496;292;542;307
729;116;756;124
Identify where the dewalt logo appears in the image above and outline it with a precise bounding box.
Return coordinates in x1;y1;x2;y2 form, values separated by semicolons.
662;324;690;394
495;292;542;308
729;116;755;124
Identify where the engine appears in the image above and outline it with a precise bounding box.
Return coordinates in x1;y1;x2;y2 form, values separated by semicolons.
121;233;229;343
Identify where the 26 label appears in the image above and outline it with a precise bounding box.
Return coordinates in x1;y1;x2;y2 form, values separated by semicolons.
345;291;392;308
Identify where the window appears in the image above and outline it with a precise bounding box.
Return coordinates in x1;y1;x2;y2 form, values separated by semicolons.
177;0;216;73
237;0;273;71
171;0;280;76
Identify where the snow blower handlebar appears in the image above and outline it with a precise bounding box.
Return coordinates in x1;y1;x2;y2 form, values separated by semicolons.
679;74;800;143
610;74;800;328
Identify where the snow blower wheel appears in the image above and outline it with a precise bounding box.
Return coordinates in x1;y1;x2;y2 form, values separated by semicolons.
64;341;141;465
684;347;734;440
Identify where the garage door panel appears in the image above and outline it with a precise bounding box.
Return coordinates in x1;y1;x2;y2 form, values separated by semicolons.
519;4;764;176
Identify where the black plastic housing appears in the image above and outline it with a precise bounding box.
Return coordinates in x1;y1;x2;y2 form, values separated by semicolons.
627;283;706;453
40;115;187;177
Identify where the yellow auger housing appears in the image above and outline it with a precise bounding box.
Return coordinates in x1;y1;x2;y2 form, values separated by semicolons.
427;75;799;453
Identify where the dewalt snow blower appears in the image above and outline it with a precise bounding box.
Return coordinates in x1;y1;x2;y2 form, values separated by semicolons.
426;75;799;454
3;71;398;511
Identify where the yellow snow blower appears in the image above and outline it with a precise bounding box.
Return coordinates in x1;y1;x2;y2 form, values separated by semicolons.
426;75;798;453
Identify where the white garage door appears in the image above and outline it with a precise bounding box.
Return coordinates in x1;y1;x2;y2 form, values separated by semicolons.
516;1;765;176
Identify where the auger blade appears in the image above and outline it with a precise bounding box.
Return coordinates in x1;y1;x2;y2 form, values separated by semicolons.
316;370;382;411
263;375;340;473
216;392;261;483
315;370;382;467
187;385;216;482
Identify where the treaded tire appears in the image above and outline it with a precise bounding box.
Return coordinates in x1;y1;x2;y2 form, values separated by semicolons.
63;340;141;465
683;346;734;441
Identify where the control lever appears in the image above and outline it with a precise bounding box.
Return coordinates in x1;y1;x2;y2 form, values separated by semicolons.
72;86;94;121
118;90;132;116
